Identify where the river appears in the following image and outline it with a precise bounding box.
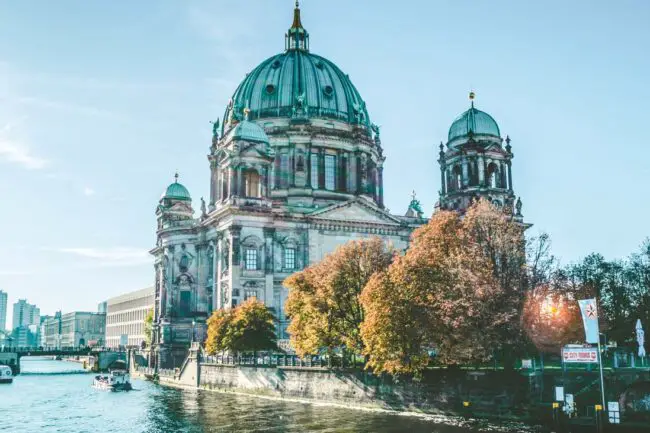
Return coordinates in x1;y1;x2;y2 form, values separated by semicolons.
0;357;539;433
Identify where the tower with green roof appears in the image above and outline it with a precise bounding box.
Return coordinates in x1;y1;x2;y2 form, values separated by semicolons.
438;92;525;223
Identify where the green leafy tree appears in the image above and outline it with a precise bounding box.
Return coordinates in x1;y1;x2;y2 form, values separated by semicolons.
229;298;278;353
143;308;154;348
205;299;277;356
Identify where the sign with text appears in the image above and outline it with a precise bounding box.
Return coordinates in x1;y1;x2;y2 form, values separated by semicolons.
562;346;598;363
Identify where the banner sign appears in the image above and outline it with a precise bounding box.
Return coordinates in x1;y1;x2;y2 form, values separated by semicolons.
562;346;599;363
578;299;600;344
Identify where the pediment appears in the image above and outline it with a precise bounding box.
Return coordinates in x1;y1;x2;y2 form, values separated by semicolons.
309;199;402;225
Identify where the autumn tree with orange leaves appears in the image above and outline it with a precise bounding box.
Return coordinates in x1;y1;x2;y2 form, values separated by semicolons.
361;199;528;374
284;237;395;359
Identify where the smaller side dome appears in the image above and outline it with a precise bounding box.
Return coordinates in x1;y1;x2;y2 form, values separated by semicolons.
231;118;269;144
448;107;500;142
162;173;191;201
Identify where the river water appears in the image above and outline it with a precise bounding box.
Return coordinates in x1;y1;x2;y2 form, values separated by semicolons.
0;357;539;433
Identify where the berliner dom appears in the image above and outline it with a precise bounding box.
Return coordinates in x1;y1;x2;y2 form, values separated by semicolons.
150;2;526;368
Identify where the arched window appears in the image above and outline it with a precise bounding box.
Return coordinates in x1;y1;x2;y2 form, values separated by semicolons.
487;163;499;188
469;160;479;186
452;166;462;190
244;169;261;198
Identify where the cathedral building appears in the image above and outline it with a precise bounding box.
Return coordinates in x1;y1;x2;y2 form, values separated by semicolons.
149;3;526;368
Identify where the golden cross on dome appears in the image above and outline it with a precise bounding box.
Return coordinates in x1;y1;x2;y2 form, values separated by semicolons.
174;171;179;183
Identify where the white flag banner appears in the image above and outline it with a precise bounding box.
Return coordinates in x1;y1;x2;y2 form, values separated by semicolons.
636;319;646;358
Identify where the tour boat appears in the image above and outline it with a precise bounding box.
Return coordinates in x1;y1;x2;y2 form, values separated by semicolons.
92;370;132;391
0;365;13;384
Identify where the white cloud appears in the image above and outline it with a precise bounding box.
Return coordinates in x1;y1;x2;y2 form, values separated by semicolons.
0;121;49;169
83;187;95;196
50;247;152;267
0;137;49;170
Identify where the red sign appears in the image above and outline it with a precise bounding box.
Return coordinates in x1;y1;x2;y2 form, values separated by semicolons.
562;347;598;363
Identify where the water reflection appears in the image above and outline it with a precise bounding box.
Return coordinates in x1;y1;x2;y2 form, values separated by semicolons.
3;358;537;433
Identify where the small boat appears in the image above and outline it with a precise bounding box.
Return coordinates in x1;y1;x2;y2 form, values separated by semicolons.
0;365;13;384
92;370;132;391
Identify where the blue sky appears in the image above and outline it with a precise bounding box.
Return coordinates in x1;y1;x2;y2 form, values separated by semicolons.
1;0;649;327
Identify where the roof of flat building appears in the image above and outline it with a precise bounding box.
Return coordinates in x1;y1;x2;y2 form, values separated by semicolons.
106;287;154;306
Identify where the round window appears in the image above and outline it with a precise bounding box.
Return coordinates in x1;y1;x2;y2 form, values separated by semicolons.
272;60;281;69
266;84;276;94
323;85;334;97
315;61;324;69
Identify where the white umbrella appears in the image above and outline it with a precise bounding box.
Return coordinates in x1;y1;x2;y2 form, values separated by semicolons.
636;319;646;358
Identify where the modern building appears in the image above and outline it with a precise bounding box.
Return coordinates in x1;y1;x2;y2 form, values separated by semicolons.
149;3;526;368
60;312;106;348
105;287;154;348
97;301;107;314
42;312;62;349
0;290;7;332
12;299;40;330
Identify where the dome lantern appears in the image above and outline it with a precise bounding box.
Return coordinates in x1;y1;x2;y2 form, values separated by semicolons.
285;1;309;52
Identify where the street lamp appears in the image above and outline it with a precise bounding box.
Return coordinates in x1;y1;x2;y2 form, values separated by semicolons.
191;319;196;344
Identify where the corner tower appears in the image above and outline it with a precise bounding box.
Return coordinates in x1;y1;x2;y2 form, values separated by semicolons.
438;93;525;222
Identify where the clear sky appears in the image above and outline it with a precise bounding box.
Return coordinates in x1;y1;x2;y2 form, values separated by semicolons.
1;0;649;327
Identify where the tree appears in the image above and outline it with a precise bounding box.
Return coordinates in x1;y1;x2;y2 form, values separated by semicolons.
284;237;395;358
205;308;234;355
229;298;277;353
143;308;153;348
522;274;586;353
361;199;529;374
205;299;277;355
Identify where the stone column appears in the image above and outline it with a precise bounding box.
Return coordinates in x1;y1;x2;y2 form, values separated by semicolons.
237;166;244;196
209;162;219;206
318;148;325;189
440;163;446;195
462;157;469;187
378;166;384;208
273;155;280;189
306;146;312;188
215;236;223;310
478;155;485;186
507;160;513;191
289;146;296;187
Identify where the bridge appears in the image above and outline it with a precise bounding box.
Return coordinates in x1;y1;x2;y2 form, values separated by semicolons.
0;348;126;374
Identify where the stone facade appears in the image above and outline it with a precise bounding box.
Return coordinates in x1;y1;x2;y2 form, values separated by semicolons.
59;312;106;348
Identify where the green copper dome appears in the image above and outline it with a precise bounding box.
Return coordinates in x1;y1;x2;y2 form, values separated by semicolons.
448;105;500;142
162;176;191;201
223;3;371;131
230;117;269;143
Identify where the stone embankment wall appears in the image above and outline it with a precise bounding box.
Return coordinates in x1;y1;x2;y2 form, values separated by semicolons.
199;364;533;418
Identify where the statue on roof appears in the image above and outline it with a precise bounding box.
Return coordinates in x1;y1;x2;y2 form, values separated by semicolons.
200;197;207;218
406;190;424;219
515;197;523;216
210;118;220;140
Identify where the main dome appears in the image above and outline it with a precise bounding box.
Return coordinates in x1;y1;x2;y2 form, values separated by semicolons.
222;3;371;131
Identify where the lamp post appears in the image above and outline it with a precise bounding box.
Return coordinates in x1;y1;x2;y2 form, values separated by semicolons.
191;319;196;344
